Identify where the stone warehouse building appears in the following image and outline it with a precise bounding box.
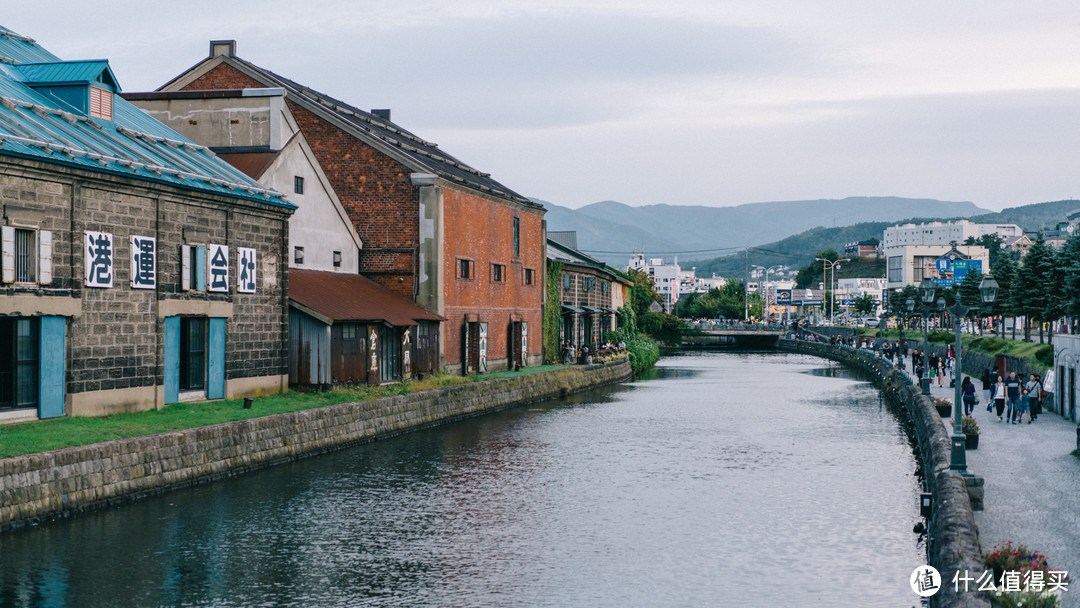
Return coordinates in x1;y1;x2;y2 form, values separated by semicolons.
547;232;629;354
0;27;294;421
149;41;547;374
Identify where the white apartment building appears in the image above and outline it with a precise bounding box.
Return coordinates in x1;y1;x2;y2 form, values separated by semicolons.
629;253;681;313
883;220;1022;251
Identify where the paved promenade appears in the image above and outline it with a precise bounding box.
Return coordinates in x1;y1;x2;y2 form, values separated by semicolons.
904;355;1080;607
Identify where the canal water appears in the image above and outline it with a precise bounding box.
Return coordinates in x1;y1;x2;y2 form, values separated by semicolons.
0;351;924;607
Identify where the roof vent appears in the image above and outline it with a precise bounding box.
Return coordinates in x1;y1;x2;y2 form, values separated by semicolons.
210;40;236;58
371;109;390;121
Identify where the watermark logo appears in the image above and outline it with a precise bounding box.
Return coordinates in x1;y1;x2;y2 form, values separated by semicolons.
911;565;942;597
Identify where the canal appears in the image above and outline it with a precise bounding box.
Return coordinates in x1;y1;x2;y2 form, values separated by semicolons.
0;351;924;607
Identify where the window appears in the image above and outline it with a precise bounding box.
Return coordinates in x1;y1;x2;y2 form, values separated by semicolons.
459;258;474;279
563;275;571;289
294;176;304;194
181;245;206;291
492;263;505;283
89;86;112;120
14;228;35;283
342;323;356;340
294;246;305;265
2;227;51;286
333;251;342;268
513;217;520;258
524;268;535;286
601;280;609;294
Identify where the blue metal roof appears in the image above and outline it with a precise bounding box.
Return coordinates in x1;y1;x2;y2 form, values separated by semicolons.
14;60;120;91
0;27;292;210
0;26;60;64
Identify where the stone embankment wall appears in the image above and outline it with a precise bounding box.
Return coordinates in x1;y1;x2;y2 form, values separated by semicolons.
0;360;631;531
780;340;990;608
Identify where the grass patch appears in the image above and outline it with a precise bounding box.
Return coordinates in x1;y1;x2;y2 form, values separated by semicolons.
0;363;587;459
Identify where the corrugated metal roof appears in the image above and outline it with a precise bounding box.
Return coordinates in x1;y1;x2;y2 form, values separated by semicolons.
289;269;444;325
0;28;294;210
14;60;120;91
0;26;60;64
200;55;544;211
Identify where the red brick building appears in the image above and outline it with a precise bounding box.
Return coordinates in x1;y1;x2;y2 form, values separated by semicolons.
154;41;546;372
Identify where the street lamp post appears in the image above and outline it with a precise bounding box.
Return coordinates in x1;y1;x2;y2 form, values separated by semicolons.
948;275;999;475
911;278;943;396
815;257;851;325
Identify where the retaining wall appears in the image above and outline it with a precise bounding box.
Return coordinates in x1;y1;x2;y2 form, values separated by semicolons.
0;359;632;531
780;340;990;608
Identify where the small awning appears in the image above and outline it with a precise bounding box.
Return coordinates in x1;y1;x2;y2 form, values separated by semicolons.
581;306;602;313
561;304;584;313
603;307;621;314
290;269;444;326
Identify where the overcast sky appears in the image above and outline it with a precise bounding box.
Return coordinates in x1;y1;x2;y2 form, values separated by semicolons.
7;1;1080;211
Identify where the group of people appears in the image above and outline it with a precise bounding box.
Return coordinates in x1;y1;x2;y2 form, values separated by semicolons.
561;340;626;365
980;369;1044;424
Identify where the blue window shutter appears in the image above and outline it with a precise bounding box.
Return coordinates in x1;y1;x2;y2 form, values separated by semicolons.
38;316;66;419
207;317;226;399
195;246;206;292
164;316;180;404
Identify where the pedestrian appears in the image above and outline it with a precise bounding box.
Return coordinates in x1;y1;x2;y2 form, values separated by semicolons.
1018;389;1031;424
993;375;1007;420
1005;371;1022;424
1026;373;1043;421
928;352;937;384
981;368;993;410
962;377;977;416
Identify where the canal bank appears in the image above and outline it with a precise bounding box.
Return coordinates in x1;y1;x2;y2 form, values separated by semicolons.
781;339;990;608
0;360;631;532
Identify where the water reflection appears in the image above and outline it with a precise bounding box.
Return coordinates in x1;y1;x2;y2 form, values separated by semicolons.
0;352;922;608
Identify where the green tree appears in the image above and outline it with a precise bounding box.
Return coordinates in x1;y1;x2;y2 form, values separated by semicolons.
794;249;839;289
1060;232;1080;328
964;233;1005;267
853;293;877;317
990;250;1018;339
626;268;661;319
1012;235;1055;342
717;280;747;319
956;269;984;308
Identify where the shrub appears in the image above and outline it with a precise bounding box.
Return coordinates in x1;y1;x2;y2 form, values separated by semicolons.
962;416;979;435
1035;344;1054;367
928;330;953;343
979;337;1008;353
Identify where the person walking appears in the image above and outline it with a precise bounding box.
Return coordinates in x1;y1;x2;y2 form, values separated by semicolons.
1017;389;1031;424
993;375;1007;421
981;368;993;410
962;376;977;416
1005;371;1022;424
1026;373;1043;421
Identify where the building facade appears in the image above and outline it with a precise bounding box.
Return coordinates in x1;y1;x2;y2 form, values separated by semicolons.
548;238;629;354
124;87;445;385
885;245;990;291
150;41;546;374
628;253;680;313
883;220;1022;250
0;27;294;421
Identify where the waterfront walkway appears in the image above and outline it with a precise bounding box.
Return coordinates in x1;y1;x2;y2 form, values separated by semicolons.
901;355;1080;607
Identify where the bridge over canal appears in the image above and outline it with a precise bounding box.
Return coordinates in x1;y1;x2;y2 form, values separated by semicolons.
680;328;784;349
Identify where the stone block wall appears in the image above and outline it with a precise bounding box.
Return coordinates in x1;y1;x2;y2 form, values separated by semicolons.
0;359;631;531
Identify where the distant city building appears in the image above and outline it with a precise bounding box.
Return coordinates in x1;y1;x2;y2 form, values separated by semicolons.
837;278;887;316
885;245;990;290
629;253;680;313
1003;234;1034;255
882;220;1022;250
843;240;881;258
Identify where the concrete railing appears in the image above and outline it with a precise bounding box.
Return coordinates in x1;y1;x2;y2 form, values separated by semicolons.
0;360;632;532
780;339;990;608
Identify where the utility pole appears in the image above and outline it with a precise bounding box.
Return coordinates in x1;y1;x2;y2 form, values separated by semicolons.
744;247;749;321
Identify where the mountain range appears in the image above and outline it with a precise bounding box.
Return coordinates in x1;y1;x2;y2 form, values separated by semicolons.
539;197;992;268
